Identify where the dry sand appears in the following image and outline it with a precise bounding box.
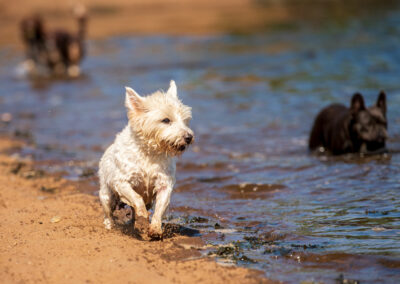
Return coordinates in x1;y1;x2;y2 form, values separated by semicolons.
0;137;275;283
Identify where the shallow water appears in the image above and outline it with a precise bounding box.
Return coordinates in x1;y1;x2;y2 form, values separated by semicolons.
1;9;400;284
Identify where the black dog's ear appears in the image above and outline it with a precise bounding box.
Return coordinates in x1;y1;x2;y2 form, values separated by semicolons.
350;93;366;113
376;91;387;117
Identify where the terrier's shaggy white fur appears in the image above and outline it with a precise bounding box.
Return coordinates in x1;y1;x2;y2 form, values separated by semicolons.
98;81;193;239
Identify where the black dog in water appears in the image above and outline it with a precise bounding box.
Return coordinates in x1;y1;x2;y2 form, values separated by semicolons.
20;5;87;77
309;91;388;155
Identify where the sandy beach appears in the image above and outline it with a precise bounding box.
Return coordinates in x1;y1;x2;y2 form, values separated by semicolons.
0;136;273;283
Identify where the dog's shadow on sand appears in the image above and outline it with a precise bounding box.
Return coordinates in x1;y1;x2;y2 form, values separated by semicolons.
112;205;200;241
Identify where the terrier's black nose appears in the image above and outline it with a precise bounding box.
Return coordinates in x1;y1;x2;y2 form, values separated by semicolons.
184;134;193;144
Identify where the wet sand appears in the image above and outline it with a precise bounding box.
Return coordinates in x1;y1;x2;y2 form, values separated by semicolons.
0;136;272;283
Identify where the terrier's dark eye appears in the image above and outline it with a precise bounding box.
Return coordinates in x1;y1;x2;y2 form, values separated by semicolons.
161;118;171;124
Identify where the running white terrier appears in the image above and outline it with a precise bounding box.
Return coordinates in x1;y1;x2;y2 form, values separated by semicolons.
98;81;194;239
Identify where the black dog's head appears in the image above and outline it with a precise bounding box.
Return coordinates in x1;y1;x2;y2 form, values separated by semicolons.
349;91;388;153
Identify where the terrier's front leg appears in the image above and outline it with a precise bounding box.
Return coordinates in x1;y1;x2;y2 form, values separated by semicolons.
116;181;150;238
149;179;174;239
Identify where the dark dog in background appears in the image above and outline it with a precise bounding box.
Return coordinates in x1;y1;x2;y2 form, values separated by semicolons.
309;91;388;155
20;5;87;77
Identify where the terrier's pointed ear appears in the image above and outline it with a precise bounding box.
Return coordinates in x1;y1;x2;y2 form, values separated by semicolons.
376;90;387;117
350;93;366;113
167;80;178;98
125;87;144;112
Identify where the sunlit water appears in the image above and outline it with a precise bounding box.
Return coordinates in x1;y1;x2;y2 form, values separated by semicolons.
1;11;400;284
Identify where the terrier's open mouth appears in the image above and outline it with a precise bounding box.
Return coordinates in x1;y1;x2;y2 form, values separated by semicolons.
177;145;186;151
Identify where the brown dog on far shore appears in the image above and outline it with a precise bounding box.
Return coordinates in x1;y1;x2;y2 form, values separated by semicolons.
20;5;87;77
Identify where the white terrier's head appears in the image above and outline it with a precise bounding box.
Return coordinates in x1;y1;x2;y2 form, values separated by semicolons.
125;80;194;156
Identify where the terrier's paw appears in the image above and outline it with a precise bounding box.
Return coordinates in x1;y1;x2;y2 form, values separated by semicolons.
135;215;150;239
148;224;163;240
